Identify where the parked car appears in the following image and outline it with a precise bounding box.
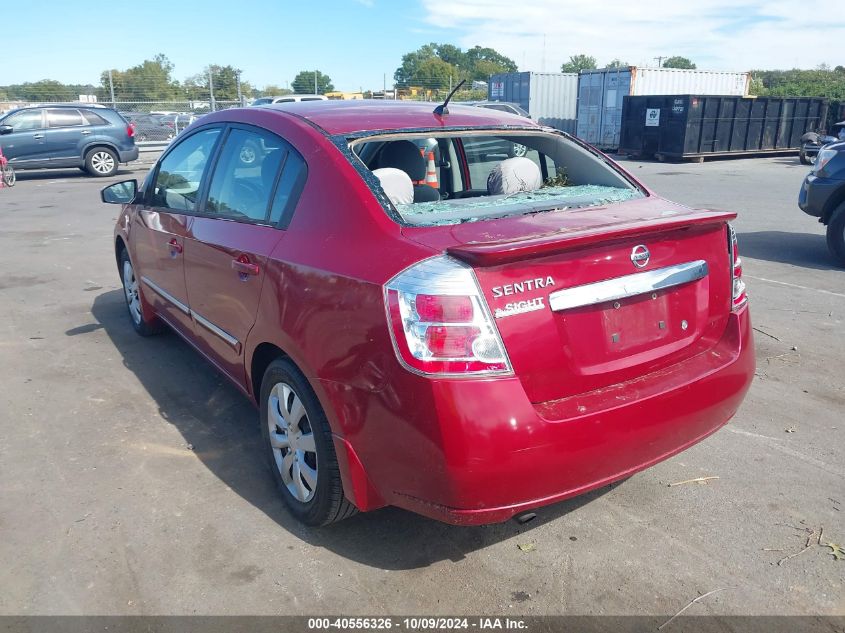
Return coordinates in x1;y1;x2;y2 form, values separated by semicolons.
799;121;845;165
153;113;202;136
462;101;531;157
250;94;328;105
467;100;531;118
121;112;175;142
0;104;138;176
103;101;754;526
798;139;845;263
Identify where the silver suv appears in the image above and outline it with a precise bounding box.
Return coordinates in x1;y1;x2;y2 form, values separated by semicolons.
0;104;139;177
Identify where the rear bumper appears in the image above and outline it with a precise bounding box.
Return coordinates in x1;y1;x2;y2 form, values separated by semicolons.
799;173;842;220
328;306;754;525
118;146;139;163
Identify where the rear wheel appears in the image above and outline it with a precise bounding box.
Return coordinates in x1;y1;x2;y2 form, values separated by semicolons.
260;358;357;526
799;149;813;165
85;147;118;177
826;203;845;265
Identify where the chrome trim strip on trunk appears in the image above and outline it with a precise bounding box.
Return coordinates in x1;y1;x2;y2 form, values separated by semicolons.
141;275;190;315
549;260;708;312
192;311;240;350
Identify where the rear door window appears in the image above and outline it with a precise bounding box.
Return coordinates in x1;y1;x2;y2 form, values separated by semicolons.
204;128;286;223
150;128;221;211
47;109;85;128
81;109;109;126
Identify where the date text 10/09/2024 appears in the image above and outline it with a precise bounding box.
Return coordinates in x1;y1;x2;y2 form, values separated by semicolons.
308;618;528;630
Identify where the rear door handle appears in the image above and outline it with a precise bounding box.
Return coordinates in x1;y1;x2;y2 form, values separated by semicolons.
167;238;182;254
81;130;92;135
33;134;44;140
232;258;259;276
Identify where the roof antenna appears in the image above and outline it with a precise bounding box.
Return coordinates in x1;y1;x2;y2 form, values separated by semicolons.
433;79;466;116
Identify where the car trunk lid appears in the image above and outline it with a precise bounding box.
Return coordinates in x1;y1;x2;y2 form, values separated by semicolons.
403;200;736;403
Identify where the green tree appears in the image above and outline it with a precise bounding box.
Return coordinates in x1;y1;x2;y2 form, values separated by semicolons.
292;70;333;94
605;59;629;69
413;57;457;90
100;54;180;101
260;84;293;97
561;54;597;73
662;56;697;69
464;46;518;80
395;43;517;87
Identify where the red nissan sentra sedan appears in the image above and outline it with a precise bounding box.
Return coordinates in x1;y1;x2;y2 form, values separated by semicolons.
102;100;754;526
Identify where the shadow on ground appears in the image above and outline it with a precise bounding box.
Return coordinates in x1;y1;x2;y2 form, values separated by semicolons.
737;230;840;271
89;290;614;570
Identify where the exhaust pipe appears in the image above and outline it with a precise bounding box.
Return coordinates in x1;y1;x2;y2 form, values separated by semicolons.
513;512;537;525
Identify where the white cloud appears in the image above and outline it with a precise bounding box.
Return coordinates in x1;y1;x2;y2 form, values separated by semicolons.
421;0;845;72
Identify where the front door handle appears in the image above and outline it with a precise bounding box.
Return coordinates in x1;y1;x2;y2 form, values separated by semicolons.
167;238;182;254
232;256;259;276
33;134;44;140
81;130;92;135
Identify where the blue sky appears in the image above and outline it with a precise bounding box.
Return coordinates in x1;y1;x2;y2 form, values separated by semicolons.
4;0;844;91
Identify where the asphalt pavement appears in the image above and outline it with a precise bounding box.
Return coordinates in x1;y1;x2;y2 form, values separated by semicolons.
0;155;842;616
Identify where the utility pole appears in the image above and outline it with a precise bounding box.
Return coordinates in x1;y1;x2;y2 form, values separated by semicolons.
108;69;115;107
314;70;318;95
208;68;216;112
235;69;243;106
654;56;666;68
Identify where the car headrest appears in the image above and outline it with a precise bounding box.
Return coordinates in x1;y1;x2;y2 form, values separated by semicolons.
373;168;414;207
487;157;543;196
378;141;426;181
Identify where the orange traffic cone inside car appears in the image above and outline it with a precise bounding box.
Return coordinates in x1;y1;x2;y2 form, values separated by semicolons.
425;151;439;188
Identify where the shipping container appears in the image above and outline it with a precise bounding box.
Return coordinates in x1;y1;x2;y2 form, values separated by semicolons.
488;72;578;134
576;67;751;150
619;95;828;161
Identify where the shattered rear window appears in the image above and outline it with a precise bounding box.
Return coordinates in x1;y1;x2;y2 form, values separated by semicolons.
351;130;644;226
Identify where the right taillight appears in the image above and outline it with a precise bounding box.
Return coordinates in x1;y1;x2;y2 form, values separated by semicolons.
384;255;512;376
729;224;747;310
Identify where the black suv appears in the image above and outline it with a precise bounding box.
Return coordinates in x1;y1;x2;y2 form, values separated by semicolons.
0;104;138;177
799;140;845;264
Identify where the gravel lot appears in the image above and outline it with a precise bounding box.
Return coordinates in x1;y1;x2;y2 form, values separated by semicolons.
0;155;842;616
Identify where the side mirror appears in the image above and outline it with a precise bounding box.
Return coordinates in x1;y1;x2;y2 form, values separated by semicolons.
101;179;138;204
0;125;13;136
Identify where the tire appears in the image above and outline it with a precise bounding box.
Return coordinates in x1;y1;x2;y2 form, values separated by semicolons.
85;147;118;177
260;358;357;526
1;163;14;187
826;203;845;265
119;249;165;336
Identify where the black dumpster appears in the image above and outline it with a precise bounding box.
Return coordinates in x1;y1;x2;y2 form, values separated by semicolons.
619;95;829;161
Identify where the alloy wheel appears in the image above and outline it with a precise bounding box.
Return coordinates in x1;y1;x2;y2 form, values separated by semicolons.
91;151;116;175
267;382;318;502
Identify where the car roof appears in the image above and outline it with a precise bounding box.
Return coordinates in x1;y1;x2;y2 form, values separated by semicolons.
259;99;539;135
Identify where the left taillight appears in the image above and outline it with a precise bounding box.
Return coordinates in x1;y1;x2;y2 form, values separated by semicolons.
729;224;747;310
127;123;135;138
384;255;512;376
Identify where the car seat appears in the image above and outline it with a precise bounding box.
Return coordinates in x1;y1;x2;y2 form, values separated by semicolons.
372;167;414;207
376;140;440;202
